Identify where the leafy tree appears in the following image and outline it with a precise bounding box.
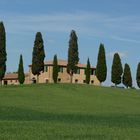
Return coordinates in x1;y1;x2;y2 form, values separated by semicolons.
67;30;79;83
136;62;140;88
0;22;7;85
52;54;59;83
86;58;91;84
18;54;25;84
111;53;123;86
122;63;132;88
31;32;45;83
96;43;107;84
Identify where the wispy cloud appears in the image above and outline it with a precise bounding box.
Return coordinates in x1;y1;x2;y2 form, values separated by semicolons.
107;51;128;59
110;36;140;44
1;11;140;43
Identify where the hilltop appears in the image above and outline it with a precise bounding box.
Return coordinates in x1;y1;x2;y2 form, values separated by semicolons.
0;84;140;139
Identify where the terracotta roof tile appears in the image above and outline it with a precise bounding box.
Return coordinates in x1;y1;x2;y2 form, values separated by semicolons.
3;73;29;80
29;59;96;69
44;59;96;69
3;73;18;80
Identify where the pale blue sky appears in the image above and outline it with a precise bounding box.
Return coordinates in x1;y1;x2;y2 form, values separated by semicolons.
0;0;140;86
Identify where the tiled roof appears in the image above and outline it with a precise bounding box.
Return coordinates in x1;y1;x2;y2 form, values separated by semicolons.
44;59;96;69
3;73;29;80
44;59;67;66
29;59;96;69
3;73;18;80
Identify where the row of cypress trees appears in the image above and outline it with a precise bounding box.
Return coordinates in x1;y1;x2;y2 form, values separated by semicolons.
96;45;140;88
0;21;140;87
66;30;139;89
111;53;133;88
0;22;25;85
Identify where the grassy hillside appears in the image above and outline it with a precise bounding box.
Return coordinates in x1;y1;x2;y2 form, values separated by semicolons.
0;84;140;140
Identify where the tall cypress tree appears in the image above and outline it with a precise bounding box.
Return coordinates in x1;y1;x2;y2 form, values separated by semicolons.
136;62;140;88
86;58;91;84
31;32;45;83
67;30;79;83
96;43;107;84
122;63;132;88
0;22;7;85
111;53;123;86
18;54;25;84
52;54;59;83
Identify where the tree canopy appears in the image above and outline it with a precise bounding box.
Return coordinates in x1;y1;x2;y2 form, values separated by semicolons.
52;54;59;83
96;43;107;84
122;63;132;88
67;30;79;83
18;54;25;84
0;22;7;84
136;62;140;88
86;58;91;84
111;53;123;86
32;32;45;82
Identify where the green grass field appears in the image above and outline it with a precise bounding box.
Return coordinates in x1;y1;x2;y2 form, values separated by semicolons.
0;84;140;140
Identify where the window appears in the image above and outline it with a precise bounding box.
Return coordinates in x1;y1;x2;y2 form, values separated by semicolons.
44;66;48;72
93;70;96;75
59;67;63;73
76;69;80;74
91;69;94;75
32;77;36;84
58;78;61;82
4;81;7;85
75;79;78;83
91;80;94;84
83;80;86;83
46;79;49;83
84;69;86;75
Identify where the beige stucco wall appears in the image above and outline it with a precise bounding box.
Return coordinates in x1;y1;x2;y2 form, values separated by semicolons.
2;75;30;85
2;79;18;85
29;65;100;85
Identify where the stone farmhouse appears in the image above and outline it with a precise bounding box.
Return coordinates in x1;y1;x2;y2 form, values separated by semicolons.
2;60;100;85
2;73;29;85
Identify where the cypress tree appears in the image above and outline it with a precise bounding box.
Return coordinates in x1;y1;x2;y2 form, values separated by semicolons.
86;58;91;84
52;54;59;83
122;63;132;88
96;43;107;84
18;54;25;84
111;53;123;86
67;30;79;83
31;32;45;83
0;22;7;85
136;62;140;88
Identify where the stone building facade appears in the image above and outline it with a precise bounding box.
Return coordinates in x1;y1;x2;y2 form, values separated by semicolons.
29;60;100;85
2;73;29;85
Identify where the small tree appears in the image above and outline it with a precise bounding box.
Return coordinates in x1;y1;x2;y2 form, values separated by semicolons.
31;32;45;83
0;22;7;85
67;30;79;83
136;62;140;88
96;43;107;84
86;58;91;84
111;53;123;86
52;54;59;83
18;54;25;84
122;63;132;88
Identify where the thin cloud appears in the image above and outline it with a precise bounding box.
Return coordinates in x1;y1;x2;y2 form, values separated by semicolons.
0;11;140;43
107;51;127;59
110;36;140;44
